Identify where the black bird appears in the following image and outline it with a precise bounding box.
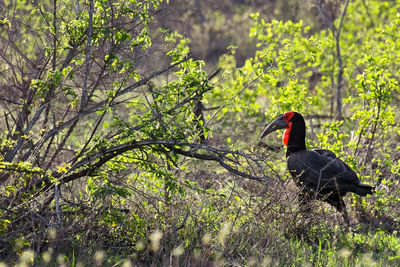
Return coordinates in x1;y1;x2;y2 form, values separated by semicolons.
260;112;374;224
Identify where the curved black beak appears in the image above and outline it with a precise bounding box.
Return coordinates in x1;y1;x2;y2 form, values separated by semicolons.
259;114;287;140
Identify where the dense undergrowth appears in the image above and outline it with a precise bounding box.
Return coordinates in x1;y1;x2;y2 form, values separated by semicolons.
1;0;400;266
6;176;400;266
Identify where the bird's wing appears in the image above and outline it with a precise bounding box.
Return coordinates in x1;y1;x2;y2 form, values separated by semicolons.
287;149;361;193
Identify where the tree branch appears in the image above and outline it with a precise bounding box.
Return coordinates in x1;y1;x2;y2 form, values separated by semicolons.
315;0;350;120
81;0;94;110
13;139;268;201
335;0;350;121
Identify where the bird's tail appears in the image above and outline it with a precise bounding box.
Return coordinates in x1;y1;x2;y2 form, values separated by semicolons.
353;183;375;196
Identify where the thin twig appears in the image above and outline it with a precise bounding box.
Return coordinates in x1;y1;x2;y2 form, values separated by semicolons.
55;183;61;226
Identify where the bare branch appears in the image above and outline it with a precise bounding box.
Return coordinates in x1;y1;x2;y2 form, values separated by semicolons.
314;1;336;35
315;0;350;120
81;0;94;110
52;0;57;71
0;96;23;106
335;0;350;120
13;139;268;200
64;139;265;181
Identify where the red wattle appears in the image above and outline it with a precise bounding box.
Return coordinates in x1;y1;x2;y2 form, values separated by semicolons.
283;122;292;146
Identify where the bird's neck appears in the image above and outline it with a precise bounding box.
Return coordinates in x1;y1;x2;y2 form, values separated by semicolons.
286;142;306;157
285;126;306;157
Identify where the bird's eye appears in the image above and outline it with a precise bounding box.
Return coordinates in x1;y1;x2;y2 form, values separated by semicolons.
284;115;288;120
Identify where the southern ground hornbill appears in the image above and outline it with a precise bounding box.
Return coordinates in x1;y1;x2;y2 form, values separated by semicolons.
260;111;374;225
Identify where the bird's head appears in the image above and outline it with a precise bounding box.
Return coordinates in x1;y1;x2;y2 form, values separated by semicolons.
259;111;304;147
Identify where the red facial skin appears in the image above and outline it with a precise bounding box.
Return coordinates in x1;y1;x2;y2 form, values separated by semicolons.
282;112;295;146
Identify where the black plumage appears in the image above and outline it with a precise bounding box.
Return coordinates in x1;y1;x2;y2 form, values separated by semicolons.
260;112;374;224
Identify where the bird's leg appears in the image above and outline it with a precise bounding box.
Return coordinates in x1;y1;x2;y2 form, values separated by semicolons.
336;199;352;231
327;194;352;231
341;206;351;229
